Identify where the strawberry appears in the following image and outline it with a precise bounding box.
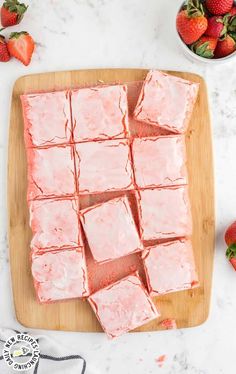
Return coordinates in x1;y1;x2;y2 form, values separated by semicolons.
0;33;10;62
226;244;236;271
7;31;35;66
191;36;217;58
1;0;28;28
225;221;236;246
229;7;236;17
215;34;236;57
205;0;233;16
176;0;208;45
225;222;236;271
205;16;228;39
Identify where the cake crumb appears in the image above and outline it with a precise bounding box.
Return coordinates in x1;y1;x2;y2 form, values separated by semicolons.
155;355;166;368
160;318;177;330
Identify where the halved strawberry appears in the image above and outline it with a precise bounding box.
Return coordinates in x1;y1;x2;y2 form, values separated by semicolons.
0;33;10;62
1;0;28;27
191;36;217;58
7;31;35;66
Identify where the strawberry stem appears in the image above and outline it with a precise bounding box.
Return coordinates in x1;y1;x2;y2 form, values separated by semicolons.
226;243;236;259
187;0;205;17
229;16;236;33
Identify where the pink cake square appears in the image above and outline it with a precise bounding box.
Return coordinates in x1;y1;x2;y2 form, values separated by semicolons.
137;186;192;241
29;198;81;251
27;145;76;200
80;196;143;263
31;248;89;303
143;239;199;295
88;273;160;338
75;139;134;194
21;90;72;147
133;70;199;134
71;85;129;142
131;135;187;188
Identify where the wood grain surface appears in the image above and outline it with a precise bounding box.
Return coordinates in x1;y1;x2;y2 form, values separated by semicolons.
8;69;215;332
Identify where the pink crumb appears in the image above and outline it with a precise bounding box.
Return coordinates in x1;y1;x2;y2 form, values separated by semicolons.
155;355;166;368
160;319;177;330
129;264;137;272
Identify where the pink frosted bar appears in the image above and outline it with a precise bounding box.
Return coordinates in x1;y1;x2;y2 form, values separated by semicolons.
21;90;72;147
143;239;199;296
75;139;135;194
71;85;129;142
131;135;187;189
31;248;89;303
29;198;81;251
133;70;199;134
26;145;76;200
136;186;192;241
80;196;143;263
88;273;160;338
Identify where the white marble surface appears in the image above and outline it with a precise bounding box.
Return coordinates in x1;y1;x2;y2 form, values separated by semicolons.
1;0;236;373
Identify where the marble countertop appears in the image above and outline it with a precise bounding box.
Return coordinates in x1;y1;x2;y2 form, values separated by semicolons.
1;0;236;373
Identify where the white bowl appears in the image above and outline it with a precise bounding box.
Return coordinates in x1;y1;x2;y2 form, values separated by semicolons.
176;1;236;64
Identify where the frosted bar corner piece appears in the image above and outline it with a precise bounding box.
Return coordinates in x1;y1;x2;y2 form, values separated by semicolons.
133;70;199;134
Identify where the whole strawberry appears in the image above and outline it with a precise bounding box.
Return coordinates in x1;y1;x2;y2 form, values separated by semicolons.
176;0;208;45
205;16;228;39
205;0;233;15
0;33;10;62
191;36;217;58
1;0;28;28
215;34;236;57
7;31;34;65
225;221;236;246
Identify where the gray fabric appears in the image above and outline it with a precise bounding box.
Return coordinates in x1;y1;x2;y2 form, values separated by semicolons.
0;328;87;374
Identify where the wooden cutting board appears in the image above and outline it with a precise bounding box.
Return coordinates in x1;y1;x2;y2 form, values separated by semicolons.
8;69;215;332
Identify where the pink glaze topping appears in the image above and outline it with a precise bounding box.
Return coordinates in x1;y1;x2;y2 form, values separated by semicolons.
32;248;89;302
131;135;187;188
29;198;81;251
88;273;160;338
75;139;134;194
143;239;198;295
137;186;192;241
21;91;72;147
134;70;199;134
27;145;76;200
80;196;143;263
71;85;129;142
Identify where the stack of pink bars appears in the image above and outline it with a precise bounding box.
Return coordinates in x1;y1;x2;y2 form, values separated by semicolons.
21;70;199;339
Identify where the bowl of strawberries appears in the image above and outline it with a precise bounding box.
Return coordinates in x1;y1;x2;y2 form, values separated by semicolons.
176;0;236;62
